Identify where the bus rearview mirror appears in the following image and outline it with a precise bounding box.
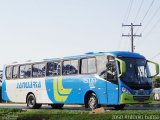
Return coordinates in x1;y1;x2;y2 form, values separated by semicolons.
147;60;159;78
115;58;126;77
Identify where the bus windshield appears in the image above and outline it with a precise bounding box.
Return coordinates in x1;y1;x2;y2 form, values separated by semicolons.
119;57;152;90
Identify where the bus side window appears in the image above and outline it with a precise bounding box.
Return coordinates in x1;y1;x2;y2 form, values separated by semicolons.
70;60;78;74
80;59;88;74
46;62;61;76
88;58;96;73
96;55;108;79
33;63;46;77
20;64;32;79
6;66;12;80
80;58;96;74
12;66;19;79
62;60;78;75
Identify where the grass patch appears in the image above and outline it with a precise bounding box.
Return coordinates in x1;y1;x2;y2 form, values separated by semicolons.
0;108;160;120
150;100;160;104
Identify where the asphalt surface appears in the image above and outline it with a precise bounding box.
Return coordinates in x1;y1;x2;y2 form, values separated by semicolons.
0;103;160;110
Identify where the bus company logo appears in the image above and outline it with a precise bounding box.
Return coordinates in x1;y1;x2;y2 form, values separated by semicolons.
53;77;72;102
83;78;97;88
83;78;97;83
16;81;41;89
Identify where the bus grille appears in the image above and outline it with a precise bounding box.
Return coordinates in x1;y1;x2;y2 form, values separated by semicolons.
133;96;150;101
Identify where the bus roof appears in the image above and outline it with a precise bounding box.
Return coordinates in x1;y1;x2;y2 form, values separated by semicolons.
44;51;145;61
6;51;145;66
108;51;145;59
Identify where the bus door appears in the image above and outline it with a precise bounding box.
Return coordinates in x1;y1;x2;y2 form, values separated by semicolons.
106;56;119;104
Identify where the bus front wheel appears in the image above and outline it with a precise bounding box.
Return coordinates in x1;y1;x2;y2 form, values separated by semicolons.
27;94;42;109
86;93;100;109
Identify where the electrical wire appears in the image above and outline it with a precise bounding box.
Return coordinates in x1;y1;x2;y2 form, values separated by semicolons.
141;4;160;33
118;0;133;50
149;52;160;60
122;0;133;24
141;0;155;23
135;0;155;33
143;16;160;41
134;0;144;23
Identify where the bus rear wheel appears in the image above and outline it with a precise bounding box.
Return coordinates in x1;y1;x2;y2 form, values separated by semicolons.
27;94;42;109
114;104;125;110
86;93;100;110
51;104;64;109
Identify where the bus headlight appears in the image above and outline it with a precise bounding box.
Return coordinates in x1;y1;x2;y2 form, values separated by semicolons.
122;87;131;94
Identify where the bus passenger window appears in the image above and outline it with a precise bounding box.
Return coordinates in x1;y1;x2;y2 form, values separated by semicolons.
12;66;19;79
46;62;61;76
70;60;78;74
88;58;96;73
20;65;32;79
80;58;96;74
81;59;88;74
62;60;78;75
6;66;12;80
32;63;46;77
96;55;107;79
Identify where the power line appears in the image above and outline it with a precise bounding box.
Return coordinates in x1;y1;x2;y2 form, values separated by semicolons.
150;52;160;60
135;0;155;33
141;0;155;23
118;0;134;50
143;16;160;40
122;0;134;24
141;2;160;33
134;0;144;23
122;0;134;34
124;0;134;24
135;1;160;48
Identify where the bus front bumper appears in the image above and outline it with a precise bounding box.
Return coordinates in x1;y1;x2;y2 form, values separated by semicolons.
120;93;154;104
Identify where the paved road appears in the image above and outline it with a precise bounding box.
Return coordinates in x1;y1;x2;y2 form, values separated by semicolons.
0;103;85;110
0;103;160;110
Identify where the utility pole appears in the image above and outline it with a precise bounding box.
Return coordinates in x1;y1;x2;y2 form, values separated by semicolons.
122;23;142;52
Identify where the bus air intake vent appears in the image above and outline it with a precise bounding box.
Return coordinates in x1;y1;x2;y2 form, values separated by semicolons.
133;96;150;101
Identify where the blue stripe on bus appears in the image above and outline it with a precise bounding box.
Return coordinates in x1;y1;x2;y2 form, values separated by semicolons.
2;80;10;102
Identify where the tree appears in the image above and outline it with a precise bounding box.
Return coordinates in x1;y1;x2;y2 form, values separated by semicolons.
153;76;160;88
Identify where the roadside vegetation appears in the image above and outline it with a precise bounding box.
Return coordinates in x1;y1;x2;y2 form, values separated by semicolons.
0;108;160;120
153;76;160;88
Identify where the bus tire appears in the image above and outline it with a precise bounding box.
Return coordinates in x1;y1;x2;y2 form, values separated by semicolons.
27;94;42;109
114;104;125;110
51;104;64;109
86;93;99;110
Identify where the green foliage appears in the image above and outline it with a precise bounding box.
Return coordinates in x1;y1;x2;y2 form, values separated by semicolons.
0;108;22;113
153;76;160;88
0;108;160;120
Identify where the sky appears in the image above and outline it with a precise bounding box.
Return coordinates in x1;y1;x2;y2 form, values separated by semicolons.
0;0;160;70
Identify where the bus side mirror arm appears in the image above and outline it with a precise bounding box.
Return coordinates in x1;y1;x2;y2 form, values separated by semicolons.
115;58;126;77
147;60;159;78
